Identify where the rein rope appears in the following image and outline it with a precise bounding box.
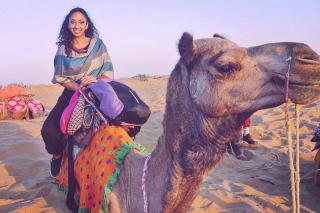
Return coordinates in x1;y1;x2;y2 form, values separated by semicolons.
142;155;151;213
285;56;301;213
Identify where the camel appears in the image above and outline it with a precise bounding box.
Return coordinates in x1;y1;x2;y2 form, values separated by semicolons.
103;33;320;213
65;33;320;212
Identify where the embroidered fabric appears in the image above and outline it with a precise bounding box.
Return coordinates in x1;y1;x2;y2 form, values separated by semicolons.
67;95;85;135
65;91;102;148
60;90;80;135
83;104;94;129
72;115;101;148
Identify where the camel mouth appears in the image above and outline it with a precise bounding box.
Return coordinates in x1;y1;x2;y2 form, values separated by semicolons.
271;76;320;104
272;77;320;89
290;82;320;90
296;57;320;65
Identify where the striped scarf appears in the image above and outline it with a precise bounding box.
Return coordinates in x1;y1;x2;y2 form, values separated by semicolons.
52;37;114;84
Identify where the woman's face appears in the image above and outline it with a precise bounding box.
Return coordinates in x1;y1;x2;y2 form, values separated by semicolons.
68;11;88;38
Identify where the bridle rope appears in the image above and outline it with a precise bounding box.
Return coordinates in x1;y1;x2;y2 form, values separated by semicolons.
285;56;301;213
142;155;151;213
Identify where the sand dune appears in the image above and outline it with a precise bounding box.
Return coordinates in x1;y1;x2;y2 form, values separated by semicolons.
0;76;319;212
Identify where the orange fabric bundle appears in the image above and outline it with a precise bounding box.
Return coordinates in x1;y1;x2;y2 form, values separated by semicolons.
0;85;28;99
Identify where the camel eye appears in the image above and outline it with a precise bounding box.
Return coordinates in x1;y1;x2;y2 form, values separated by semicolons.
215;63;240;73
208;52;241;74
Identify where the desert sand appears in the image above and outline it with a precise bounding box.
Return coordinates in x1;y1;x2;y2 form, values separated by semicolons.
0;76;319;213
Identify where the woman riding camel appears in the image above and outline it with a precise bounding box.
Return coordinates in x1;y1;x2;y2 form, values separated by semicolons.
41;7;114;177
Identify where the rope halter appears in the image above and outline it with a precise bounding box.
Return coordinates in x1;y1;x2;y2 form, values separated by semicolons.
285;55;301;213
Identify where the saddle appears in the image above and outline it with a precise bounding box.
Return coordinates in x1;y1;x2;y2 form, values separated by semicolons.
63;80;151;147
89;80;151;137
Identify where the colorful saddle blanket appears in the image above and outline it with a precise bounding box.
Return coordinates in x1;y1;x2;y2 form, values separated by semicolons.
55;124;148;212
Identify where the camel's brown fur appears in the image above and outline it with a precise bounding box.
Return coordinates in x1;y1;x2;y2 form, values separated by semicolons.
107;32;320;213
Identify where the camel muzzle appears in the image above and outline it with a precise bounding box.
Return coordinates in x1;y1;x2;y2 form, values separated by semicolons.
293;43;320;64
282;44;320;105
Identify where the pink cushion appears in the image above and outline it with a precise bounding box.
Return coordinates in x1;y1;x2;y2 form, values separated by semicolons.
6;96;27;112
28;98;44;115
60;90;80;135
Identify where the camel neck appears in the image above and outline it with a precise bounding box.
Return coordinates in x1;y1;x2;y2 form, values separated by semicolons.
139;63;242;212
151;72;241;212
141;111;226;212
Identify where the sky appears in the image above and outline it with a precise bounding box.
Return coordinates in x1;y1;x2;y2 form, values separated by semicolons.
0;0;319;85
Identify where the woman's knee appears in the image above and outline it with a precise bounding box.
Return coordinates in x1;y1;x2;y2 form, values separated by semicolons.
41;116;56;135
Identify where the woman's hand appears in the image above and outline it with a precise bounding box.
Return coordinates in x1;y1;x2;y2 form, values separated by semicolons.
60;81;80;91
80;76;97;88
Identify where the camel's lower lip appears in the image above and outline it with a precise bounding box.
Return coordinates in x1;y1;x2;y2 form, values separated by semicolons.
273;77;320;89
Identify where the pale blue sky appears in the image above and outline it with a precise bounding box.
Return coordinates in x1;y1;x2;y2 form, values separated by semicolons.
0;0;319;85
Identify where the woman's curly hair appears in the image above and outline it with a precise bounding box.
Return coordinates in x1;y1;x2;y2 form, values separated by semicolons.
56;7;99;56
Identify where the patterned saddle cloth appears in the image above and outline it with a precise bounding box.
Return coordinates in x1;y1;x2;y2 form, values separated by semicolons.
55;124;148;212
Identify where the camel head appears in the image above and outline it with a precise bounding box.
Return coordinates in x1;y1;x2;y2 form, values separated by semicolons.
162;32;320;175
177;32;320;117
144;33;319;213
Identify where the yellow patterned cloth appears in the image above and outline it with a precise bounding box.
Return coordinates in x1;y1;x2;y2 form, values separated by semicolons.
55;124;148;212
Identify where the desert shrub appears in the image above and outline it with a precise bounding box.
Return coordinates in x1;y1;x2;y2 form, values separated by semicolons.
133;74;149;81
11;82;28;88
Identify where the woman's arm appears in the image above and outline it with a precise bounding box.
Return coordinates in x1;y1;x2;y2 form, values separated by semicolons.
100;41;114;79
101;71;113;79
80;76;97;87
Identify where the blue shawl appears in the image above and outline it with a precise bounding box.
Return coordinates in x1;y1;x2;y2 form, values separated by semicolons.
52;38;114;84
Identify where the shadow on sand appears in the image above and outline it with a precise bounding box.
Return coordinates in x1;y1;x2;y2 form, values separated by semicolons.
0;121;70;212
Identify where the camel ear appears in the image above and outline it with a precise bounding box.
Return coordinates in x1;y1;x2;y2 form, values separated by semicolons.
178;32;195;65
213;33;225;39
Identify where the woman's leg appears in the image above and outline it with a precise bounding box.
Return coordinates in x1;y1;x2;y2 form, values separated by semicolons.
41;89;74;176
242;118;257;144
41;89;74;155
